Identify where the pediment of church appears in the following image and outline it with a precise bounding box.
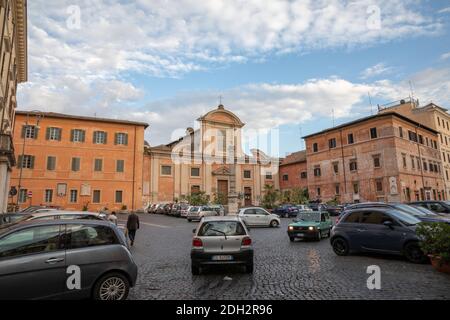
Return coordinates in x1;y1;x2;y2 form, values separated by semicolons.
212;166;232;176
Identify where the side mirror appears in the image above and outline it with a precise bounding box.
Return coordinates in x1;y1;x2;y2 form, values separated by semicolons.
192;229;196;234
383;221;394;229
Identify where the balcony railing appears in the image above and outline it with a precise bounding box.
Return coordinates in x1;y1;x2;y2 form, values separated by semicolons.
0;133;16;166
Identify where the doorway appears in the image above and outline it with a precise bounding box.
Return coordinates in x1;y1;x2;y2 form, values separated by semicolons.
217;180;228;205
244;187;252;206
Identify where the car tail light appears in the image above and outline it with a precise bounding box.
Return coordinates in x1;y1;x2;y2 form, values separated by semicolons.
192;238;203;247
241;237;252;246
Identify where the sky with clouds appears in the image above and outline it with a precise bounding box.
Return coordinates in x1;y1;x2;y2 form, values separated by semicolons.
18;0;450;156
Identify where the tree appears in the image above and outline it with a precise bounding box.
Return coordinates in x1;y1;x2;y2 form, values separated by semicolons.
185;191;209;206
290;188;309;204
261;184;279;209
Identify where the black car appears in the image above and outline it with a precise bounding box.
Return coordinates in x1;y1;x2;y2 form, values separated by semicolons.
272;205;299;218
344;202;450;224
330;208;426;263
410;201;450;216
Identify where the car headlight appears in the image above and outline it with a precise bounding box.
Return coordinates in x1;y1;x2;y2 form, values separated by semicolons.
308;226;315;231
288;226;294;231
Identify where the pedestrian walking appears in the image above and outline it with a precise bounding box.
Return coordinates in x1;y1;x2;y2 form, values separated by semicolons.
126;212;140;246
108;211;118;225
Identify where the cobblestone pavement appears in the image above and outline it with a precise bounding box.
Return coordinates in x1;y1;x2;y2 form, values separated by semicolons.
123;213;450;300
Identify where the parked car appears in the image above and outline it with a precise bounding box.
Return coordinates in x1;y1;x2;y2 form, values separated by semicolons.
0;213;32;226
170;203;190;217
330;208;426;263
191;216;253;275
344;202;450;224
186;206;218;222
180;205;192;218
19;206;60;213
288;211;333;241
295;205;313;212
0;219;138;300
410;201;450;216
238;207;280;227
155;204;166;214
147;203;157;213
272;204;299;218
321;204;342;216
16;211;106;222
208;204;225;216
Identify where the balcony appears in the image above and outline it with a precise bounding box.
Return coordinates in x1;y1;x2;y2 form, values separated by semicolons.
0;133;16;166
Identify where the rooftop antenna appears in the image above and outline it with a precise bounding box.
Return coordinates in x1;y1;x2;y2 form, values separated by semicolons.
368;92;374;115
219;95;223;105
409;80;415;103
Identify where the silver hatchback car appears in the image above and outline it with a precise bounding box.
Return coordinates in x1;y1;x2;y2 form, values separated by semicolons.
0;220;137;300
186;206;219;222
191;216;253;275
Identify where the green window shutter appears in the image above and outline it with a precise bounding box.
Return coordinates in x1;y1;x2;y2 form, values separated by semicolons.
104;132;107;144
124;133;128;145
45;127;50;140
93;131;97;143
30;156;35;169
35;127;39;139
70;129;74;142
17;155;23;168
81;130;85;142
57;128;62;141
114;133;118;145
21;125;26;138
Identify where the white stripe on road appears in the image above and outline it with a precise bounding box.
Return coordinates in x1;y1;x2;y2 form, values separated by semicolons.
118;220;170;229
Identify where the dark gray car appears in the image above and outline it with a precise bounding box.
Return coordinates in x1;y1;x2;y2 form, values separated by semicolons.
0;220;137;300
330;208;426;263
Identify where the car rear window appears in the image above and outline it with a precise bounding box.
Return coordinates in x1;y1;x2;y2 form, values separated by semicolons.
198;221;246;237
65;224;119;249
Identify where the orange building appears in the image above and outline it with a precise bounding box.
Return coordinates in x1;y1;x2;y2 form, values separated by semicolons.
279;150;308;194
10;111;148;211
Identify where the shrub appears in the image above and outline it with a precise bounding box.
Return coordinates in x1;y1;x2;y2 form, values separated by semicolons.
416;222;450;264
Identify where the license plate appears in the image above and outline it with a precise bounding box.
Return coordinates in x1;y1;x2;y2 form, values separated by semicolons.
212;255;233;261
296;233;305;237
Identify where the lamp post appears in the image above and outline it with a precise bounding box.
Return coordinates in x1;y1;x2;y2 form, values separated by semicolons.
16;110;44;209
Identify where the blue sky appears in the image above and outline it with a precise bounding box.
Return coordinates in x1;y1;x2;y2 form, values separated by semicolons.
19;0;450;157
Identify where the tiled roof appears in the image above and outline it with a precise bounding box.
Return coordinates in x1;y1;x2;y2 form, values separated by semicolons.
280;150;306;166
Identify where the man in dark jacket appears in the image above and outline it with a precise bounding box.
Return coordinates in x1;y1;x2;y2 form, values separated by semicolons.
126;212;140;246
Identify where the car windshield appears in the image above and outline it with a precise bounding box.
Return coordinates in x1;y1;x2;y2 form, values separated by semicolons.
296;212;321;222
388;210;421;226
189;207;199;212
393;203;436;217
198;221;246;236
411;205;442;216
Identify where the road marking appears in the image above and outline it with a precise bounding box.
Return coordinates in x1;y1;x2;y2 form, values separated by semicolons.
119;220;170;229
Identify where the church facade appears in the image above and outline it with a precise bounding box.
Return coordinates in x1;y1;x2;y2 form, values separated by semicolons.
142;105;280;212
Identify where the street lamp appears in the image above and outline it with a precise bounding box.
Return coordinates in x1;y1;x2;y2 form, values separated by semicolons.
16;110;44;209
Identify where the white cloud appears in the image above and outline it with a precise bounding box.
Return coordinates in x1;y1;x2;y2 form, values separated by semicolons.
438;7;450;14
441;52;450;60
360;63;393;79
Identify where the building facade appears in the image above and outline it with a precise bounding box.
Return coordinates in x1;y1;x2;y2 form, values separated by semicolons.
0;0;27;212
10;111;148;211
143;105;279;211
303;112;445;204
379;99;450;199
279;150;308;194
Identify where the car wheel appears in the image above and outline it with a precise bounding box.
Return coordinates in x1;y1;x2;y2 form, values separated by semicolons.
187;219;191;222
332;237;350;256
245;263;254;274
93;272;130;301
289;237;295;242
192;264;200;275
404;242;427;264
270;220;279;228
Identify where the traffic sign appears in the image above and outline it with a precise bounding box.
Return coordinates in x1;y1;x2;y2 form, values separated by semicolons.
27;191;33;197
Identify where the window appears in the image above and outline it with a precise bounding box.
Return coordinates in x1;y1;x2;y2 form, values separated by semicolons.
116;160;125;173
70;190;78;203
370;127;377;139
46;127;62;141
18;189;27;203
94;159;103;172
93;131;107;144
216;129;227;155
335;184;340;195
411;156;415;169
18;155;35;169
329;138;336;149
265;172;273;180
402;154;407;168
115;190;123;203
191;185;200;194
191;167;200;177
373;155;381;168
70;129;85;142
65;224;118;249
375;179;383;192
447;170;449;180
314;166;321;177
161;165;172;176
353;182;359;194
44;189;53;203
0;226;61;258
333;162;339;174
312;143;318;152
317;188;321;196
71;157;80;172
300;172;307;179
46;156;56;171
243;170;251;179
349;159;357;171
426;137;429;146
22;125;38;139
360;212;395;225
408;130;417;142
347;133;354;144
418;135;424;144
429;162;434;172
423;161;428;171
115;133;128;145
399;127;403;138
443;152;446;163
282;174;289;181
417;157;421;170
438;117;441;126
93;190;101;203
198;221;246;237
